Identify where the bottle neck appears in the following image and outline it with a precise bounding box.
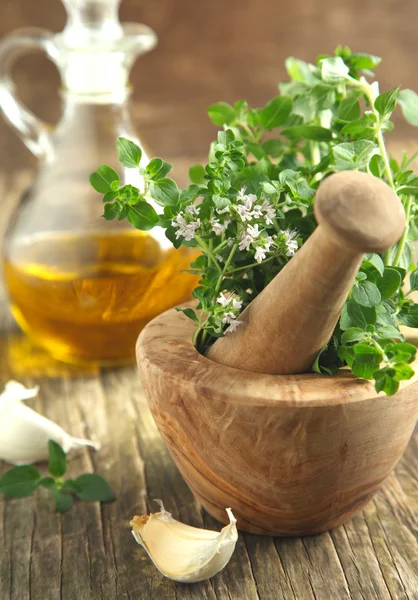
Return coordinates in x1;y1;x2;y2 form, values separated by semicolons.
62;0;123;43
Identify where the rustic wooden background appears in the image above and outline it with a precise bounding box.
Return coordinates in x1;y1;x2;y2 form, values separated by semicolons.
1;0;418;598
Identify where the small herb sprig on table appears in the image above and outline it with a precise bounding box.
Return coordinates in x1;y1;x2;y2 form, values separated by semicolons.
0;441;114;512
90;46;418;395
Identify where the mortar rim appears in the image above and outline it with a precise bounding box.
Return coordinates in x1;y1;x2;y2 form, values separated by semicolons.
136;306;418;408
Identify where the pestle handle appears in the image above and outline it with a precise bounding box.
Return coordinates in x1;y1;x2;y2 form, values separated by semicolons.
207;171;406;375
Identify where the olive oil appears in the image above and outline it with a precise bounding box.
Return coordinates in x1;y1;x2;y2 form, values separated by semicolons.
4;231;197;365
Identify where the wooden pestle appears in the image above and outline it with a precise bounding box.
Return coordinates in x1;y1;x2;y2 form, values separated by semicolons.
207;171;406;375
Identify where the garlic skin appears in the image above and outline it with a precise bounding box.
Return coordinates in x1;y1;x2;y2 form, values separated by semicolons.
0;381;100;465
130;501;238;583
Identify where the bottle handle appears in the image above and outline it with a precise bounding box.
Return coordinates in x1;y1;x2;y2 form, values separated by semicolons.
0;28;59;159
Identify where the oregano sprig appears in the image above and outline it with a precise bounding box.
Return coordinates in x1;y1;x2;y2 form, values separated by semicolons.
90;46;418;395
0;441;114;512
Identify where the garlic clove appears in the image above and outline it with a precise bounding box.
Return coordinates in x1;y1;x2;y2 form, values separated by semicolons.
130;501;238;583
0;380;100;465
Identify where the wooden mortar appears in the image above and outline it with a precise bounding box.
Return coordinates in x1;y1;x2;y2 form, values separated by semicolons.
137;309;418;536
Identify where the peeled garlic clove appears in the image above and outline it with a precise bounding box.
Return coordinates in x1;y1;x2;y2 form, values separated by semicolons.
0;380;100;465
131;501;238;583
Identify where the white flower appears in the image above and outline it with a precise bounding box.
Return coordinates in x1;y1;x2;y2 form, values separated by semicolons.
232;298;242;310
251;205;263;219
245;194;257;209
185;204;199;215
172;214;201;241
246;224;260;239
236;204;253;222
216;254;223;263
254;235;274;263
238;223;261;251
222;311;237;324
217;206;230;215
254;247;266;263
211;218;230;236
237;186;247;201
281;229;299;257
261;199;276;225
263;235;273;251
225;319;243;334
238;234;253;251
217;293;243;311
217;292;230;308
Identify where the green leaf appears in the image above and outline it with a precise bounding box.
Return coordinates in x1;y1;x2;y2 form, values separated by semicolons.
165;226;182;249
337;97;361;121
116;137;142;168
51;488;74;513
150;179;179;207
399;89;418;126
260;96;292;129
352;281;381;307
146;158;172;180
375;325;404;340
391;342;416;363
90;165;120;194
103;190;118;204
246;142;267;160
281;125;332;141
393;362;415;381
341;118;375;139
213;195;231;210
0;466;41;498
349;53;381;71
262;139;285;158
353;343;382;363
48;440;67;478
352;361;379;379
320;56;350;83
40;477;56;489
103;202;119;221
331;141;377;170
207;102;236;126
73;474;115;502
363;253;385;277
377;267;402;300
374;371;399;395
398;303;418;327
62;479;80;494
189;164;206;184
409;269;418;292
375;87;400;119
368;154;386;178
127;203;159;231
341;328;366;344
174;307;199;323
285;57;317;83
342;300;376;329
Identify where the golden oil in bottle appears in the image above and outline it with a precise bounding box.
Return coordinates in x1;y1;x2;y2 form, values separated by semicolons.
4;230;198;365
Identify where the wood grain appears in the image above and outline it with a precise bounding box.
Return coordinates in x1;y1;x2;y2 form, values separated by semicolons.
138;306;418;537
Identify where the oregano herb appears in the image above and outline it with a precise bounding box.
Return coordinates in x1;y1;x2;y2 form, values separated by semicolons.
90;46;418;396
0;440;114;512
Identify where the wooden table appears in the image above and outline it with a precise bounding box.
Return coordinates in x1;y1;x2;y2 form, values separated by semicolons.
0;172;417;600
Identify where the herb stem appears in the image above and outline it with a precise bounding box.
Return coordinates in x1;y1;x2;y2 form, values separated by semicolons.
392;196;412;267
310;141;321;167
195;235;222;272
227;252;280;274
